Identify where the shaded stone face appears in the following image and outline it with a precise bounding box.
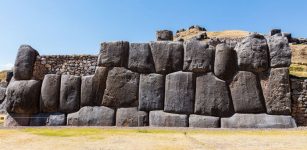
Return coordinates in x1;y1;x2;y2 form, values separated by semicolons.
235;34;269;73
92;67;108;106
189;115;220;128
149;110;188;127
128;43;155;73
102;67;139;107
214;43;237;81
4;113;31;127
81;75;95;107
6;79;41;114
221;113;297;128
116;107;148;127
40;74;61;112
59;75;81;113
138;74;164;111
183;40;215;73
164;71;194;114
156;30;173;41
260;68;291;115
98;41;129;67
229;71;265;113
13;45;39;80
266;35;291;68
194;73;233;117
150;41;183;74
67;106;115;126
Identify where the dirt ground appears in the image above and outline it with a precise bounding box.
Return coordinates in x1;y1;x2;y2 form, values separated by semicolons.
0;127;307;150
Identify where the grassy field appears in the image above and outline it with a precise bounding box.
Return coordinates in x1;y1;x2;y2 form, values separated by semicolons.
0;127;307;150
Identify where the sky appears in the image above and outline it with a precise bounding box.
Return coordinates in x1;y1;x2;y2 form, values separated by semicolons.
1;0;307;70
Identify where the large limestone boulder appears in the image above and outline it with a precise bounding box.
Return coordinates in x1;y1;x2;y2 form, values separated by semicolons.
102;67;139;107
221;113;297;128
98;41;129;67
266;35;291;67
67;106;115;126
260;68;291;115
149;110;188;127
116;107;148;127
40;74;60;112
4;113;30;126
189;115;220;128
229;71;265;113
139;74;164;111
6;79;41;114
164;71;194;114
183;40;215;73
13;45;39;80
59;75;81;113
128;43;155;73
214;43;237;81
81;75;95;106
195;73;233;117
235;34;269;72
93;67;108;105
150;41;183;74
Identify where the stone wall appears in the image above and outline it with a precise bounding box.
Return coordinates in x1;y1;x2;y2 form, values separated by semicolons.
0;31;304;128
33;55;98;80
291;77;307;126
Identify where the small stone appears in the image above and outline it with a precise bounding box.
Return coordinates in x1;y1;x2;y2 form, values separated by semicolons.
149;110;188;127
189;115;220;128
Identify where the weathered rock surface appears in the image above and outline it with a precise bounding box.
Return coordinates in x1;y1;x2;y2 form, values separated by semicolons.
235;34;269;72
139;74;164;111
13;45;39;80
0;87;6;102
4;113;30;126
149;111;188;127
30;113;50;126
40;74;60;112
46;113;66;126
229;71;265;113
261;68;291;115
81;75;95;106
189;115;220;128
221;113;297;128
102;67;139;107
150;41;183;74
67;106;115;126
59;75;81;113
214;43;237;81
156;30;173;41
6;79;41;114
116;107;148;127
270;29;281;36
164;71;194;114
195;73;233;117
98;41;129;67
128;43;155;73
266;35;291;67
92;67;108;105
183;40;215;73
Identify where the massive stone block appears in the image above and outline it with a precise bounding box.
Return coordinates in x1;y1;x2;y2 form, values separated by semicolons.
6;79;41;114
102;67;139;107
29;113;50;126
128;43;155;73
13;45;39;80
150;41;183;74
46;113;66;126
40;74;60;112
229;71;265;113
164;71;194;114
260;68;291;115
81;75;95;107
266;35;291;67
67;106;115;126
156;30;173;41
183;40;215;73
0;87;6;102
149;110;188;127
214;43;237;81
235;34;269;72
139;74;164;111
98;41;129;67
194;73;233;117
4;113;30;127
93;67;108;105
59;75;81;113
189;115;220;128
221;113;297;128
116;107;148;127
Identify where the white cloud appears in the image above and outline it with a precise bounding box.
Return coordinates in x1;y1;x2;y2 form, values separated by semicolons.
0;63;13;71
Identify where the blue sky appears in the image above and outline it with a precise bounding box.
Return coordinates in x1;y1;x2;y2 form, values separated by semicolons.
1;0;307;70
